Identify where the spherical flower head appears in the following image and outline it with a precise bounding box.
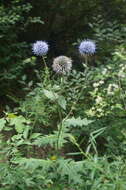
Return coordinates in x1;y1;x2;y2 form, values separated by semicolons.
79;40;96;56
52;56;72;75
32;41;49;56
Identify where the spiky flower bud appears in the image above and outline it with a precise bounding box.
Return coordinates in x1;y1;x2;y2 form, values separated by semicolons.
79;40;96;56
32;41;49;56
52;56;72;75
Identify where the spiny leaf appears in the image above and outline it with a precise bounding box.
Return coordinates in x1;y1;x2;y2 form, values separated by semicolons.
57;95;67;110
13;158;52;172
30;133;41;139
43;89;58;101
65;117;93;127
33;124;70;149
9;116;27;133
57;158;84;184
33;134;58;147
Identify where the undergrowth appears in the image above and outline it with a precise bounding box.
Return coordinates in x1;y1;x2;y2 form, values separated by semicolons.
0;42;126;189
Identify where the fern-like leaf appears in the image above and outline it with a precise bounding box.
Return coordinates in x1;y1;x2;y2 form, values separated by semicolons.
65;117;93;127
13;158;52;172
57;158;84;184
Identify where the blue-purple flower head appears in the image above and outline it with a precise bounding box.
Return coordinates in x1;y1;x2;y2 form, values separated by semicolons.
79;40;96;56
32;41;49;56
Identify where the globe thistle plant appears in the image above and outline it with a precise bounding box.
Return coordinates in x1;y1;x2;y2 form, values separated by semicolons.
52;56;72;75
32;40;49;85
79;40;96;66
79;40;96;56
32;41;49;56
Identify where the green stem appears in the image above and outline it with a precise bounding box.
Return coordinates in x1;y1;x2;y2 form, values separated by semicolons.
84;55;88;65
56;76;66;150
71;137;91;159
56;67;90;153
82;55;88;70
42;56;47;68
56;123;63;150
65;67;89;120
42;56;50;86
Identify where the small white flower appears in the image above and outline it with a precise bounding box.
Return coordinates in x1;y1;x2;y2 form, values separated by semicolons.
107;66;112;69
97;108;102;112
102;68;107;75
118;71;125;78
93;81;104;88
95;96;103;104
107;84;119;95
93;83;99;88
99;80;104;85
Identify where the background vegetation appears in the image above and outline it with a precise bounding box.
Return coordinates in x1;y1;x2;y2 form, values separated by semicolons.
0;0;126;189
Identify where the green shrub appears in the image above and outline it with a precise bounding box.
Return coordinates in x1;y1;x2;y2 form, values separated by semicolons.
0;0;43;98
1;44;126;189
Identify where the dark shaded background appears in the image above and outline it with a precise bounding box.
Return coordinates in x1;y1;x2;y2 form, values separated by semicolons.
0;0;126;108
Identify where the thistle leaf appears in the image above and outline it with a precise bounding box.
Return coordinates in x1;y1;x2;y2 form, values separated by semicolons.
57;96;67;110
43;89;58;101
65;117;93;127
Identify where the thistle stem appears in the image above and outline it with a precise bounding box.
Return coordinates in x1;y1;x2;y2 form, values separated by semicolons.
84;55;88;65
42;56;50;86
56;76;65;150
42;56;47;68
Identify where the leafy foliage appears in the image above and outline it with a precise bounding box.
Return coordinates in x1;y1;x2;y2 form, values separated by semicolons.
1;0;126;189
0;0;43;98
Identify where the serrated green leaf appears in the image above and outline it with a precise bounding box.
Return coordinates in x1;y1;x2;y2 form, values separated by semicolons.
9;116;26;133
57;158;84;184
65;117;93;127
30;133;41;139
23;126;31;139
13;158;52;172
57;96;66;110
43;89;58;101
23;58;31;63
